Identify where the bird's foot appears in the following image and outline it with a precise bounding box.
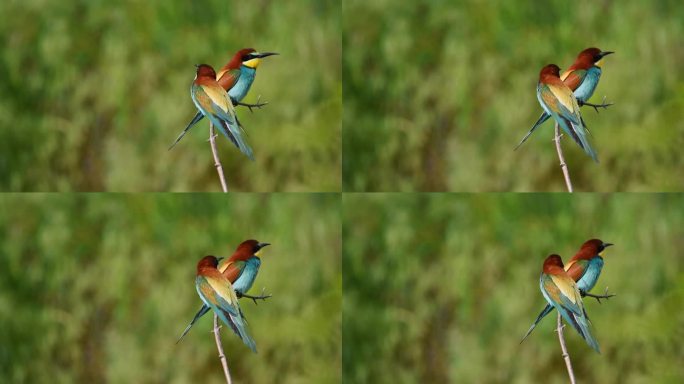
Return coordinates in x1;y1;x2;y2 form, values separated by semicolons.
234;96;268;113
582;287;616;304
579;96;613;113
237;288;272;305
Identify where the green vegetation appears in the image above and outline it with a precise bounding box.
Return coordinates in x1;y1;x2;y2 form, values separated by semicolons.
0;194;341;383
343;0;684;191
0;1;340;191
343;193;684;383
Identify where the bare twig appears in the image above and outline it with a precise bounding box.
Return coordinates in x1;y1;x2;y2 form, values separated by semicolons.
213;314;232;384
556;313;576;384
553;123;573;192
209;123;229;192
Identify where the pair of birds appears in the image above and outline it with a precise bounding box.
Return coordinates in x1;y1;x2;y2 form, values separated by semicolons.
517;48;614;163
522;238;614;353
177;239;271;353
169;48;278;160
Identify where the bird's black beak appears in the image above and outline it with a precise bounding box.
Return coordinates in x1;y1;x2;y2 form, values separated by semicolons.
603;242;614;248
256;52;279;59
256;242;271;251
599;51;614;59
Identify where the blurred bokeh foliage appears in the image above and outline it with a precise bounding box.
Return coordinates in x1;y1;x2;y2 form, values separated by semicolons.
343;193;684;383
0;0;341;191
0;193;341;383
343;0;684;191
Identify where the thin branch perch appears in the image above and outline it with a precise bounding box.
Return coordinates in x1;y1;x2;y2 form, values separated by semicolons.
553;122;573;192
210;122;230;383
213;314;232;384
209;123;229;192
556;313;576;384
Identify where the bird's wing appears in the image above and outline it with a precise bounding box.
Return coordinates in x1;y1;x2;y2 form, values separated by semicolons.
217;68;241;92
564;259;588;283
219;260;246;283
549;274;584;316
200;84;235;117
546;83;581;124
196;84;255;160
561;68;586;91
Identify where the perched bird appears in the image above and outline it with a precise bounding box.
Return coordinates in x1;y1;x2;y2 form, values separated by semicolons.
169;49;278;149
194;255;257;352
521;239;613;343
177;240;270;344
538;254;600;352
534;64;598;162
187;64;254;160
516;48;613;151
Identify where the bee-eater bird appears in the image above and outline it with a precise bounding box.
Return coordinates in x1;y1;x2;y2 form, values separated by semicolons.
538;254;600;353
188;64;254;160
532;64;598;162
516;48;614;150
521;239;614;343
177;240;270;344
194;255;257;352
169;49;278;149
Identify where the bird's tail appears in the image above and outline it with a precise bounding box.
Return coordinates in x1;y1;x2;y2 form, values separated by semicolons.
520;304;555;344
515;112;551;151
223;308;257;353
176;304;211;344
565;117;599;163
575;310;601;353
216;117;255;161
169;111;204;150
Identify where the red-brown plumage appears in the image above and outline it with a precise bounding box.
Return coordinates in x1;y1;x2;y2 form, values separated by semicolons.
224;48;256;72
195;64;216;81
539;64;563;85
569;238;605;261
566;48;602;71
197;255;220;274
542;254;566;274
229;239;262;262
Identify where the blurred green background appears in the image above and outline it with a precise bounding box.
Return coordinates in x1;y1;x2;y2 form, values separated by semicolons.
0;193;341;383
0;0;340;191
343;0;684;191
343;193;684;383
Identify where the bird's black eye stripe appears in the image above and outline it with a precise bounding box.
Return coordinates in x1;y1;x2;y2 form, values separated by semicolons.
242;53;257;62
594;55;602;62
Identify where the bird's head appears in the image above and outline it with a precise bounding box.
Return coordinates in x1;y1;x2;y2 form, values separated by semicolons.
197;255;219;273
578;47;614;68
235;239;271;257
539;64;561;80
195;64;217;79
543;254;565;273
581;238;614;256
232;48;278;69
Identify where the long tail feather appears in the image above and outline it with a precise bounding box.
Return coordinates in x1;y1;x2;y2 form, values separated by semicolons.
176;304;211;344
169;112;204;150
515;112;551;151
520;304;555;343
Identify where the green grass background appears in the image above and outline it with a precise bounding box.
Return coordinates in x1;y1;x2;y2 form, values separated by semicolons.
0;193;341;383
0;0;341;191
343;0;684;191
343;193;684;383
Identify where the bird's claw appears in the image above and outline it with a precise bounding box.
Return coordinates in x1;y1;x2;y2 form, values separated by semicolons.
583;287;616;304
580;96;613;113
237;287;272;305
235;96;269;113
